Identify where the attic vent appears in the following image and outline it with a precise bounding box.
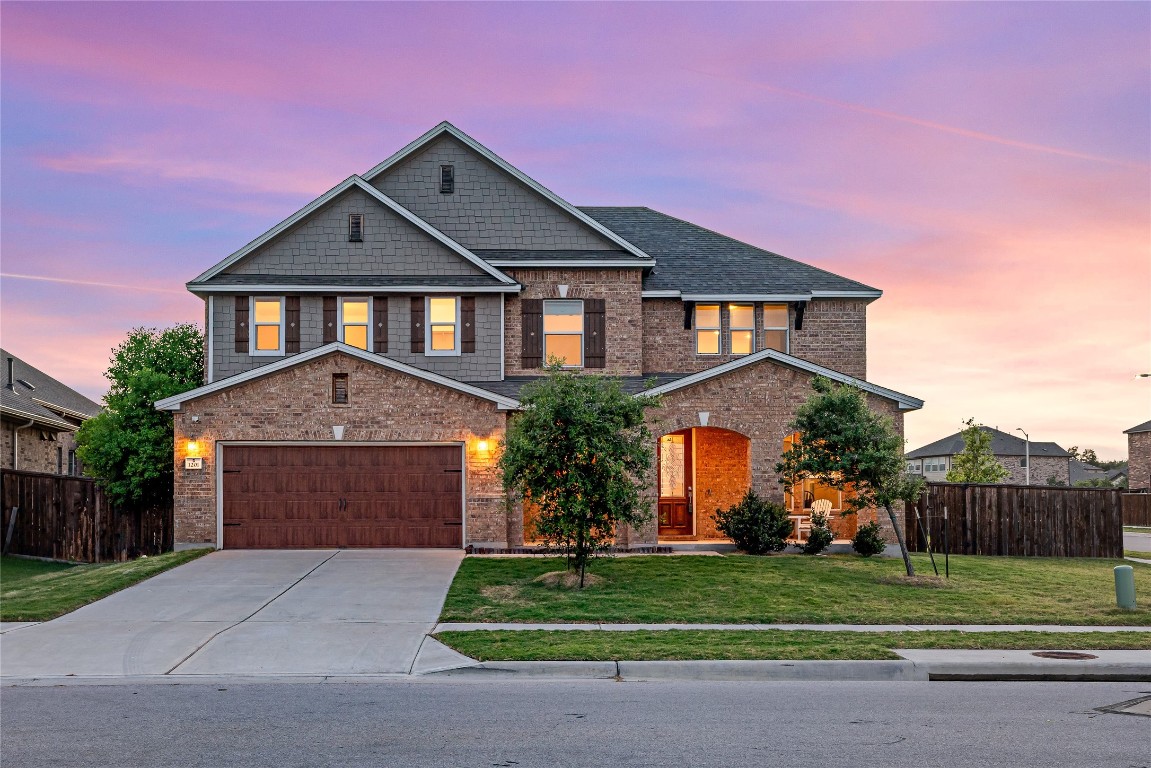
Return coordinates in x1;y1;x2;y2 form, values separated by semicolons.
348;214;364;243
16;379;34;390
440;164;455;194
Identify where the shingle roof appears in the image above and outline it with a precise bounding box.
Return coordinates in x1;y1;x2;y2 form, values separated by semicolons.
579;207;880;296
1125;419;1151;434
0;349;102;428
189;274;511;289
1070;459;1108;484
906;427;1069;459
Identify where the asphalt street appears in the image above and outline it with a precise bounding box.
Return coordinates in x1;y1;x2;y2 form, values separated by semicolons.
3;679;1149;767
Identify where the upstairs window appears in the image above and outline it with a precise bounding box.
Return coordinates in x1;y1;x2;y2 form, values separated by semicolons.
340;298;370;350
762;303;789;353
427;296;459;354
544;300;584;367
695;304;721;354
252;297;284;355
348;214;364;242
729;304;754;355
440;164;455;194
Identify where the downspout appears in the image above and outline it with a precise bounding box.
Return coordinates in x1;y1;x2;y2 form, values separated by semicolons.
12;419;34;470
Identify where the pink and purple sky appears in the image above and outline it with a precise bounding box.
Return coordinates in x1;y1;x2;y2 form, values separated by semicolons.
1;2;1148;458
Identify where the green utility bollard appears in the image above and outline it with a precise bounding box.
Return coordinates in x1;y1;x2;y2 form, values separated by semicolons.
1114;565;1137;610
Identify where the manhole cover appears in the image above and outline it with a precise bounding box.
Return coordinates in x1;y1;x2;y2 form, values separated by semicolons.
1031;651;1098;660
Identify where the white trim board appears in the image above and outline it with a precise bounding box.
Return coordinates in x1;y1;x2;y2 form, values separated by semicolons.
638;348;924;411
154;342;521;411
488;260;653;269
642;291;883;301
361;122;653;261
187;284;522;295
189;176;516;286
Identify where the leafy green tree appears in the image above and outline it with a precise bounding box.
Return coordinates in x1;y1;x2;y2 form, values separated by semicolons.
777;377;925;577
1067;446;1100;465
499;364;658;587
76;324;204;508
946;419;1010;483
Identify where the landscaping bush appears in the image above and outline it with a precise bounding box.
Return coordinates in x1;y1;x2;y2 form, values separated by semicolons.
852;521;887;557
800;511;834;555
714;490;792;555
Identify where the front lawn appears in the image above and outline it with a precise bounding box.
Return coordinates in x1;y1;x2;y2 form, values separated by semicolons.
436;629;1151;661
1;549;211;621
441;554;1151;625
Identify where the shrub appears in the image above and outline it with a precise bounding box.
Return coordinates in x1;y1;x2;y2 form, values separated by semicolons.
800;511;834;555
852;521;887;557
714;490;792;555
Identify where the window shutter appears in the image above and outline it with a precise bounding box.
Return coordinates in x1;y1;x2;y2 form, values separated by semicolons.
373;297;388;353
584;298;606;369
410;297;425;353
461;296;476;353
683;301;695;330
234;296;249;353
323;296;337;344
521;299;543;368
285;296;301;353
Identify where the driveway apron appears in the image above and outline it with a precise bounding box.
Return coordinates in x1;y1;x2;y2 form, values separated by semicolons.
0;549;464;678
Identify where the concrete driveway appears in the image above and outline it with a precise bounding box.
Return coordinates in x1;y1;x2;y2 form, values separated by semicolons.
0;549;466;678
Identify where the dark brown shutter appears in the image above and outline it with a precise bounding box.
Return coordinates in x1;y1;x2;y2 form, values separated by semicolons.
584;298;606;369
461;296;476;353
521;299;543;368
683;301;695;330
373;296;388;353
323;296;337;344
410;297;425;353
285;296;301;353
234;296;249;352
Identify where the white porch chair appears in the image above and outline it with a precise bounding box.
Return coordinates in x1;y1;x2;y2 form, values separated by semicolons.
799;498;833;540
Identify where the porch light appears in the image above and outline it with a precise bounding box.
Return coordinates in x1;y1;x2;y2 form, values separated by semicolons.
186;440;200;457
477;440;489;453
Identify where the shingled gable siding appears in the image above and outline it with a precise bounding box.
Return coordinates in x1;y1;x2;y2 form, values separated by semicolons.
212;294;504;382
617;360;904;547
370;134;617;251
171;352;509;548
641;297;868;379
225;187;486;278
504;268;643;377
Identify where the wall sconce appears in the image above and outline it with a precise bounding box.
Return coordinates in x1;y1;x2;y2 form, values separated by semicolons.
186;440;200;457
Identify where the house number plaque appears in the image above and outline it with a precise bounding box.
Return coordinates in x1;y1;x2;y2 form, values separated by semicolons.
185;457;203;470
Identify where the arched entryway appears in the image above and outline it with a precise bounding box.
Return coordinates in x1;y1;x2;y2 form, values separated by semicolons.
657;427;751;540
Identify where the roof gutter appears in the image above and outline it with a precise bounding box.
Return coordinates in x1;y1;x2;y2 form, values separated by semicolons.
10;418;34;470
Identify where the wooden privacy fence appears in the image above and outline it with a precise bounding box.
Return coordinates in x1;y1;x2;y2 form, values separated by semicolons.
905;483;1123;559
1;469;171;562
1123;493;1151;527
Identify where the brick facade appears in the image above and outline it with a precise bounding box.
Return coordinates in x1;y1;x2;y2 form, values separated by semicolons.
171;351;508;548
504;268;644;377
2;418;79;475
691;427;751;539
641;298;867;379
999;454;1070;486
1129;431;1151;491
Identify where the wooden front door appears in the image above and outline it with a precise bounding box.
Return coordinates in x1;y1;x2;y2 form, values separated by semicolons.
657;431;693;536
221;444;463;549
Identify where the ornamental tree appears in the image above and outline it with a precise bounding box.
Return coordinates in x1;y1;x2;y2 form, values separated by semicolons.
776;376;924;577
499;363;658;587
946;418;1010;484
76;324;204;509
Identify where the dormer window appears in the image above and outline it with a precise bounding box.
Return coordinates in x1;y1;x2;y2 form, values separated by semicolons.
440;164;455;194
348;214;364;242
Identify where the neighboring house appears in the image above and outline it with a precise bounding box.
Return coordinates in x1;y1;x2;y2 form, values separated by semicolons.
1069;459;1109;485
155;122;923;551
1;349;102;475
1126;420;1151;491
1106;463;1128;488
906;426;1070;485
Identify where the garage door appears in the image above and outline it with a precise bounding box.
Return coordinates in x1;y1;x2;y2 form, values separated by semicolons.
221;445;463;549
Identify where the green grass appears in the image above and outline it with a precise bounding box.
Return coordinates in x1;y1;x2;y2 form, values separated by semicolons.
436;629;1151;661
1125;550;1151;559
1;549;211;621
441;553;1151;625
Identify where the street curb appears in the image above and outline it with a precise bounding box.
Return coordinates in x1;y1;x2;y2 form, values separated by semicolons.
616;660;924;681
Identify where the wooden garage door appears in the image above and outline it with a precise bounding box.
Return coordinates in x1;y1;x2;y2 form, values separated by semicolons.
221;445;463;549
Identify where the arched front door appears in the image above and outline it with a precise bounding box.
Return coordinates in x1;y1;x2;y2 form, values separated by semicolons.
658;430;693;535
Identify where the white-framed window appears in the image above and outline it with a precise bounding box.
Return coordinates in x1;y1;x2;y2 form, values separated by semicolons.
251;296;284;355
544;300;584;367
426;296;460;355
924;457;949;473
762;303;789;353
695;304;721;355
339;297;371;351
729;304;754;356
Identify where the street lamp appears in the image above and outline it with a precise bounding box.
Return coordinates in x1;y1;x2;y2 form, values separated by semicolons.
1016;428;1030;486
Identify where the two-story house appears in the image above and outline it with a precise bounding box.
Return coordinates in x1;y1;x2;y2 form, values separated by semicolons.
156;122;922;551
